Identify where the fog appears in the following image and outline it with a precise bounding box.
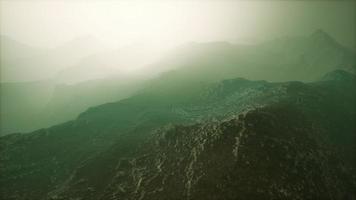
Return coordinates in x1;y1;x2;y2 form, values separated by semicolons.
1;0;355;48
1;1;355;83
0;0;355;135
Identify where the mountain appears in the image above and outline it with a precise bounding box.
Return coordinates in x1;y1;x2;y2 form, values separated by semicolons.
0;80;56;134
0;76;145;136
2;30;354;135
321;69;356;82
54;43;166;84
0;36;47;82
97;104;355;200
0;39;160;135
152;30;355;82
1;70;355;200
37;76;146;130
0;36;106;82
0;35;46;60
258;29;356;81
1;30;353;83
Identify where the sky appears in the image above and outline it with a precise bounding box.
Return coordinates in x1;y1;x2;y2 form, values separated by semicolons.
1;0;355;49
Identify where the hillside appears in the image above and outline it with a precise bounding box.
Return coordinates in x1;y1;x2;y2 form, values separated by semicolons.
0;78;144;136
0;70;355;200
154;30;355;82
1;30;355;135
97;104;355;200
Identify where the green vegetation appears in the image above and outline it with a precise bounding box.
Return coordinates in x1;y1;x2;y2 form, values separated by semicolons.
1;1;355;198
1;30;354;136
0;69;355;199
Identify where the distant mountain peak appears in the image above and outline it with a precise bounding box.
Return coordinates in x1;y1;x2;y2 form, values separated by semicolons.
311;29;330;38
321;69;356;82
310;29;338;46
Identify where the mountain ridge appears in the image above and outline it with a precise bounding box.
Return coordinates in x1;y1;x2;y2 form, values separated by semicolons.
1;70;355;200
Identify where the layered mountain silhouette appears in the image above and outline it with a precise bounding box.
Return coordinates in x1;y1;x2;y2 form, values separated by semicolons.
0;69;355;200
0;35;106;82
154;29;355;82
0;35;46;61
0;78;145;135
1;30;355;199
0;40;163;135
1;30;355;136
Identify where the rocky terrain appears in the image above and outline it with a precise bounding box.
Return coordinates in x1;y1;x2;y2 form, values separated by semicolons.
1;69;354;200
98;104;355;200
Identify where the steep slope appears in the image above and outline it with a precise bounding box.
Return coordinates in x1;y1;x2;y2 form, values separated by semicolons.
38;70;355;200
98;104;355;200
1;70;353;200
0;71;356;199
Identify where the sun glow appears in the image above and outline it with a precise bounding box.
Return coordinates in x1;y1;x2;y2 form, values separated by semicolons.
0;1;264;48
1;0;354;82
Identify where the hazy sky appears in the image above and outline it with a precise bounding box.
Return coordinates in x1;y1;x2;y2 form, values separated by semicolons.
0;0;355;48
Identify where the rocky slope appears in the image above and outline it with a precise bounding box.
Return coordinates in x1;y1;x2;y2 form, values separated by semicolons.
98;104;355;200
0;70;355;200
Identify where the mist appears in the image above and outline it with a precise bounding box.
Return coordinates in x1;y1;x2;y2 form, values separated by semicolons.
1;0;355;48
1;1;356;199
1;1;355;82
1;0;356;135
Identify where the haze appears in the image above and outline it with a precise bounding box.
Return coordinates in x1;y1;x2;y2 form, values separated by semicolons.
0;0;355;135
1;0;355;48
